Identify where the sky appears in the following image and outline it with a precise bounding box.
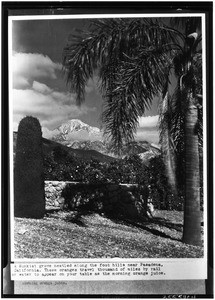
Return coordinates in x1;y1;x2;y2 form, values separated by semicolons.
12;17;162;144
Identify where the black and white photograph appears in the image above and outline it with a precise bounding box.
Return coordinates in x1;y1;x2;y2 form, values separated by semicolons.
3;3;212;296
11;13;206;259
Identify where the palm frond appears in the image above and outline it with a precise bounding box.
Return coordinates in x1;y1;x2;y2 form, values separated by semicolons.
170;17;202;36
62;17;185;151
62;35;96;105
102;94;139;155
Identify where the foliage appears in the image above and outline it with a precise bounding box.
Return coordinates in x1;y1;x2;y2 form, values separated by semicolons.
147;156;183;210
61;181;151;221
14;116;45;218
62;18;181;154
62;183;105;212
44;150;85;182
44;152;148;184
44;150;179;210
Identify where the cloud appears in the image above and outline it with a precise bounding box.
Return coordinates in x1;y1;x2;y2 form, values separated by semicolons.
12;52;97;137
51;91;75;105
13;88;96;131
32;81;53;94
13;77;30;89
85;77;98;93
13;52;61;89
42;127;59;139
85;76;101;95
138;115;159;128
134;115;160;144
135;128;159;144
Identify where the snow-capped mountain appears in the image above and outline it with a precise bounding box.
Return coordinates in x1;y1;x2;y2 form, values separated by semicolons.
58;119;100;135
52;119;103;144
50;119;160;158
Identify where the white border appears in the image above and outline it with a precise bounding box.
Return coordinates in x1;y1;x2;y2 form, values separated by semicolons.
9;13;207;279
10;13;205;20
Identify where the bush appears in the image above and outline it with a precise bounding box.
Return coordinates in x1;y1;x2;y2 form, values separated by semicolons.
44;150;182;211
14;116;45;218
61;183;150;220
62;183;106;213
147;156;183;210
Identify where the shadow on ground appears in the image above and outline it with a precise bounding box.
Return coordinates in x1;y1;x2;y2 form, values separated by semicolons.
63;207;182;242
45;206;183;242
151;216;183;232
45;208;61;214
107;216;181;242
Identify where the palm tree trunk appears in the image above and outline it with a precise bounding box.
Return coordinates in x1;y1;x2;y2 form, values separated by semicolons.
182;94;202;246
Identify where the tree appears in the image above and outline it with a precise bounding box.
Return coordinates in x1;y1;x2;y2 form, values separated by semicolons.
62;17;203;245
159;18;202;245
14;116;45;218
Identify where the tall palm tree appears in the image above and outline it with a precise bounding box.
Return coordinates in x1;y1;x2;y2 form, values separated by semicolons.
171;19;202;246
158;18;202;246
62;17;203;246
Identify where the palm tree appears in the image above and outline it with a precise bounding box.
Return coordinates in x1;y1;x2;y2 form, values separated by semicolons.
62;17;203;246
173;20;202;246
158;18;202;246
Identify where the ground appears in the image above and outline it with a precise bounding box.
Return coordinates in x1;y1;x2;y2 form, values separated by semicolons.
14;210;204;259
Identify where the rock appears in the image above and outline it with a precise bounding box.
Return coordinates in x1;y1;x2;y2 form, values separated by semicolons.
50;194;57;200
18;228;28;235
47;186;55;193
56;186;62;191
58;197;65;204
45;192;52;197
54;200;60;207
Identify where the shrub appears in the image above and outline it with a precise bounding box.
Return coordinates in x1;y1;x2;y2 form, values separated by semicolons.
43;149;183;211
62;183;106;213
14;116;45;218
147;156;183;210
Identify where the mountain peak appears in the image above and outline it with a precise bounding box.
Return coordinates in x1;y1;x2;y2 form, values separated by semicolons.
66;119;87;126
58;119;100;133
53;119;102;142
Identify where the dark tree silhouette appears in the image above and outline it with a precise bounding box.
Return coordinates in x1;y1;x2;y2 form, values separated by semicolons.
14;116;45;218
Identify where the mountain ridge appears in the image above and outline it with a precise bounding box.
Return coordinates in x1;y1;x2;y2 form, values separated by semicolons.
50;119;160;157
13;119;160;163
13;132;116;163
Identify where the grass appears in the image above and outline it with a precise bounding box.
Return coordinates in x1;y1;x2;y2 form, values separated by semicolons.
14;210;204;259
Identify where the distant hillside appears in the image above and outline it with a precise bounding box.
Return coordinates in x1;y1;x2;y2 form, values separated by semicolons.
68;140;108;155
13;118;161;164
13;132;116;163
